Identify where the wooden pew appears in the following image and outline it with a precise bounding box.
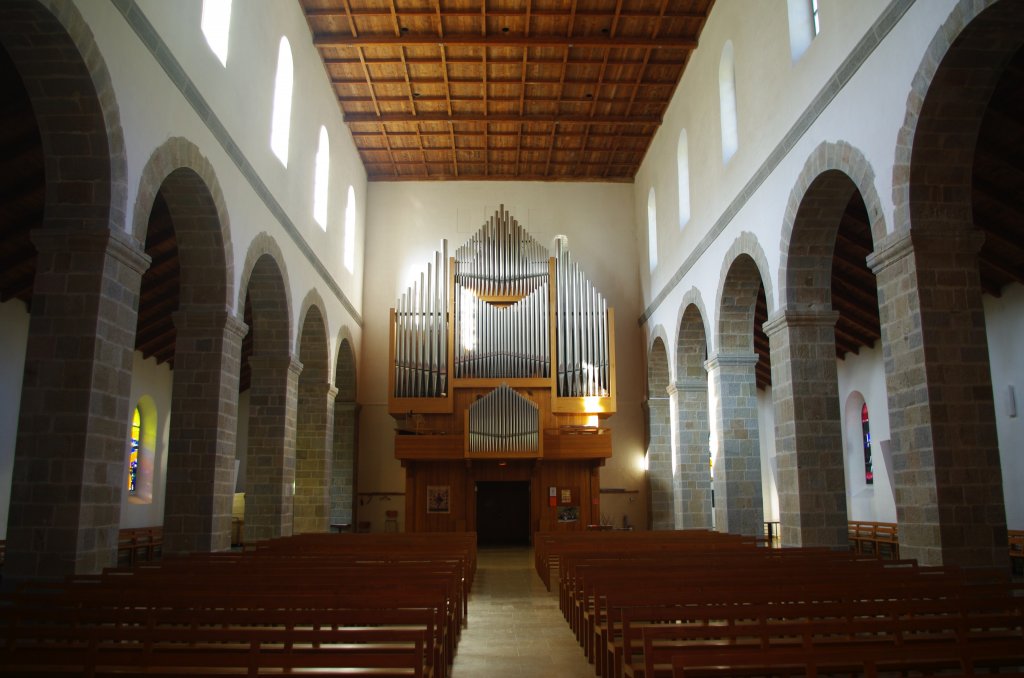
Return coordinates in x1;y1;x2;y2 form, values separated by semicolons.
536;529;1023;678
1010;529;1023;576
116;525;163;567
639;593;1024;678
0;533;475;678
847;520;899;559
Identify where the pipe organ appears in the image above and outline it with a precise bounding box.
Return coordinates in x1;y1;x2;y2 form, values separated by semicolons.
391;206;616;535
467;384;540;455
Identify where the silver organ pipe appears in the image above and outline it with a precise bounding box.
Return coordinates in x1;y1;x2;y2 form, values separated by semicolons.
453;282;550;379
555;238;610;398
392;208;609;401
468;384;539;454
393;240;448;398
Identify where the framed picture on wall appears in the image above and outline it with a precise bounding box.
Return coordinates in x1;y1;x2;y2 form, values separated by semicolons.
427;485;450;514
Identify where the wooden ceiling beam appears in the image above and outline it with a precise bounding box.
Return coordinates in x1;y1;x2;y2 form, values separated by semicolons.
345;111;661;123
326;55;682;67
313;33;697;49
306;7;708;20
350;129;649;140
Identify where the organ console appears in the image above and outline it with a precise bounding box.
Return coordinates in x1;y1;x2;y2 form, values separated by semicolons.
390;206;617;533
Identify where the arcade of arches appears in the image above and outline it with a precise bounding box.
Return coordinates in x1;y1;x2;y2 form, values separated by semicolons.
0;0;1021;582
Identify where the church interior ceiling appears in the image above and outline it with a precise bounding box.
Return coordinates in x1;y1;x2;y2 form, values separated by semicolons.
0;11;1021;393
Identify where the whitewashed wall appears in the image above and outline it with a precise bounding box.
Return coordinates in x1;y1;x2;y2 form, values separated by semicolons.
634;0;1021;531
0;0;367;535
363;181;649;526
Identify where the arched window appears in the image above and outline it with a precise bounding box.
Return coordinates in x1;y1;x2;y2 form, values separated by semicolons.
128;406;140;495
270;36;293;166
314;126;330;230
126;397;157;504
647;187;658;270
719;41;739;163
786;0;818;61
344;185;356;273
861;403;874;485
201;0;232;66
677;129;691;228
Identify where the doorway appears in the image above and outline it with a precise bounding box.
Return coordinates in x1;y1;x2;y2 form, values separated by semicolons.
475;481;531;546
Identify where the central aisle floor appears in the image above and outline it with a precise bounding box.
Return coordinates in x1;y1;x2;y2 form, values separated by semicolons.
451;547;596;678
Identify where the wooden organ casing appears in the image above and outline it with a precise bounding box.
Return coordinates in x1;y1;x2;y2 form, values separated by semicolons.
390;207;616;535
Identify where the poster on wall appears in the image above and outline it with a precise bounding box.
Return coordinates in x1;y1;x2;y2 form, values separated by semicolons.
427;485;450;514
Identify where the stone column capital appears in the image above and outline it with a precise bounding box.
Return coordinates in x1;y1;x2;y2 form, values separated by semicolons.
704;351;759;372
173;307;248;340
762;309;840;338
866;227;985;276
31;225;150;275
248;353;304;376
672;378;708;393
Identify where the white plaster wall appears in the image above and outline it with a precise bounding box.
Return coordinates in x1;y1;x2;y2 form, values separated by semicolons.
77;0;365;368
836;344;896;523
985;283;1024;529
0;300;29;540
631;0;1022;532
0;1;369;537
635;0;960;353
363;182;648;520
119;355;173;529
758;387;780;522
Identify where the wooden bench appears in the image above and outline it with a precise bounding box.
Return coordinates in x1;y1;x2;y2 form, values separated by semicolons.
1;533;476;678
116;525;163;567
848;520;899;559
1010;529;1023;576
639;593;1024;677
537;530;1023;678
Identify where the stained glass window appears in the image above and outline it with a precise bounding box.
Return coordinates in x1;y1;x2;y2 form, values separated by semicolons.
861;402;873;485
128;406;140;495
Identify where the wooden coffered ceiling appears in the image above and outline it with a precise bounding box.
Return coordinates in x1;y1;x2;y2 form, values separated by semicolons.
297;0;715;181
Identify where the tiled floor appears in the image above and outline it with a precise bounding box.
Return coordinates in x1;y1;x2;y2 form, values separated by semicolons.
451;547;595;678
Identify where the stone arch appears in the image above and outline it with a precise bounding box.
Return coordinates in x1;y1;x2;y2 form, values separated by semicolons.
331;333;359;528
1;0;143;578
143;153;247;556
239;235;294;356
874;0;1020;567
297;291;330;380
768;146;887;549
239;243;299;542
715;234;772;354
335;328;358;401
0;0;127;233
675;289;710;379
673;290;713;529
892;0;1021;235
294;300;332;534
646;336;673;530
778;141;886;309
132;138;234;310
708;236;771;537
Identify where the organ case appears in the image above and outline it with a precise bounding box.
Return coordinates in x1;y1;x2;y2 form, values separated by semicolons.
389;207;616;533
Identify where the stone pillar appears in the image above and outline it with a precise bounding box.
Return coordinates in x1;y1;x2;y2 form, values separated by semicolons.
163;307;247;555
646;396;674;530
867;229;1006;567
331;401;358;527
294;382;337;534
705;352;764;536
763;310;848;548
672;379;713;529
6;228;149;579
243;353;302;542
